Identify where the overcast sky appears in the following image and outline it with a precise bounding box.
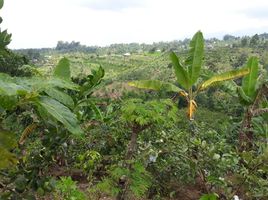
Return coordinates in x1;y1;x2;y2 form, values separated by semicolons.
2;0;268;49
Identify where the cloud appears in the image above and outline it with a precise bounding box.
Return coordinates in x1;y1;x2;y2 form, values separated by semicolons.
2;0;268;48
77;0;146;11
242;6;268;19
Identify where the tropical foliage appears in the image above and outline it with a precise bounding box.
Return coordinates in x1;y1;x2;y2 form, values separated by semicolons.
129;31;249;120
0;0;267;199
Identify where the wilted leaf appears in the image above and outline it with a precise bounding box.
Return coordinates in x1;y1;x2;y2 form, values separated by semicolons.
187;100;197;120
200;68;249;90
19;124;37;145
128;80;185;93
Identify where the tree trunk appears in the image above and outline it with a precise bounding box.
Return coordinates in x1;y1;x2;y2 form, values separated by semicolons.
125;125;139;161
117;124;148;200
239;108;254;151
239;83;268;151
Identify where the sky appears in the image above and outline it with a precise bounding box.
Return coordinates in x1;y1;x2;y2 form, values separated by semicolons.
2;0;268;49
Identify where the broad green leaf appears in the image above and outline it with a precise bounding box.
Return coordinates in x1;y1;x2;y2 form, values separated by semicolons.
15;77;78;93
53;57;71;80
76;99;104;121
170;52;190;89
0;73;28;95
88;101;103;121
0;80;25;95
46;78;79;91
80;66;105;96
200;67;249;90
128;80;185;93
45;88;74;108
0;74;78;96
89;66;105;86
242;57;259;98
237;86;253;105
185;31;204;85
36;96;83;135
0;0;3;9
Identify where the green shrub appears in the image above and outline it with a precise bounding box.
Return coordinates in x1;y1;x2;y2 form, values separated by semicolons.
54;177;86;200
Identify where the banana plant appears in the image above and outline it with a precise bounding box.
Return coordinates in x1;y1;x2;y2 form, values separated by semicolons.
237;57;268;114
235;57;268;150
129;31;249;120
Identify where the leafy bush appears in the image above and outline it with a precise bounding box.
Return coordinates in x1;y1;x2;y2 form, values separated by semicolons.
89;162;151;199
0;49;30;76
54;177;86;200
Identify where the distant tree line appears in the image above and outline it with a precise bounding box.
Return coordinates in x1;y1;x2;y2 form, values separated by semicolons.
10;32;268;57
223;33;268;48
55;41;98;53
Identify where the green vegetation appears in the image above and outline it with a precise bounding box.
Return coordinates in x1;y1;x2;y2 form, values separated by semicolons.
0;1;268;199
129;31;249;120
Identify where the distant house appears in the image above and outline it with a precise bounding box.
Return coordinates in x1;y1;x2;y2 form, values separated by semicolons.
137;49;143;54
156;49;161;52
123;53;131;57
44;55;52;59
207;44;214;49
181;45;187;50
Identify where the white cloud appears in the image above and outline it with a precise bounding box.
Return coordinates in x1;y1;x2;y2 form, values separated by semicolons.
76;0;146;11
2;0;268;48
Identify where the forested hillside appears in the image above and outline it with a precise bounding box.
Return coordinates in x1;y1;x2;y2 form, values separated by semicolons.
0;0;268;199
